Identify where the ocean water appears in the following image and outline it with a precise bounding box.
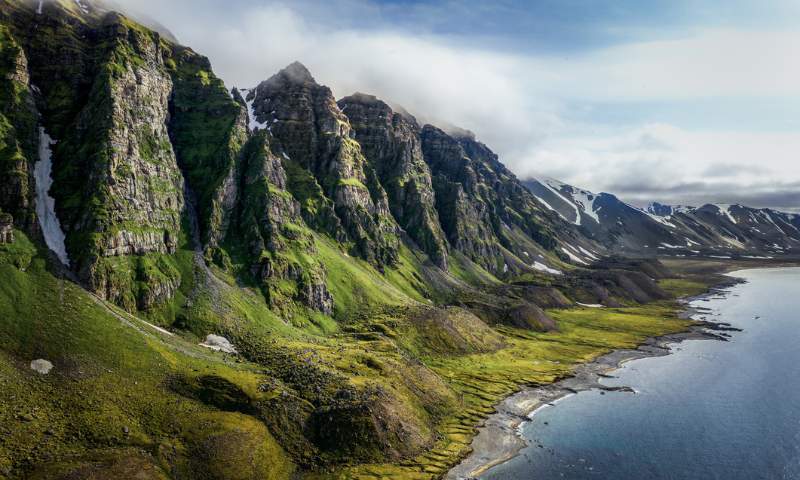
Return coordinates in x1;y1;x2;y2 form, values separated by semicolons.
483;268;800;480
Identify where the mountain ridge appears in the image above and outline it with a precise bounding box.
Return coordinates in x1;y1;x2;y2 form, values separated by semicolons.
524;176;799;258
0;1;798;479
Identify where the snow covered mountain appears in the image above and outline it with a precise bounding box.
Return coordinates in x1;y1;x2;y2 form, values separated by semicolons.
524;177;800;258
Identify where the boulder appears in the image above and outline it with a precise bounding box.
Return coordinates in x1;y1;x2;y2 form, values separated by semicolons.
30;359;53;375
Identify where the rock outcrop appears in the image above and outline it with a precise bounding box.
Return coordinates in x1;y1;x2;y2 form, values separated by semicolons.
233;132;333;314
339;93;449;268
245;63;400;268
0;211;13;244
0;23;37;228
420;125;564;275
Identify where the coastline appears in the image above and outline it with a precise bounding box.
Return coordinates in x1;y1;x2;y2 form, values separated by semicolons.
446;276;744;480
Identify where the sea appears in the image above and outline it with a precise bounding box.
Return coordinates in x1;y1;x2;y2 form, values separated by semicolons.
483;267;800;480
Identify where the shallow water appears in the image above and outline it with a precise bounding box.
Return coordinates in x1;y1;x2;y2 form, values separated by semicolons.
483;268;800;480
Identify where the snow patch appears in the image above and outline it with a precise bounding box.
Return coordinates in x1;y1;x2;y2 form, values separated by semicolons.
561;247;588;265
577;246;599;260
660;242;681;249
240;88;269;132
200;334;237;354
540;177;581;225
532;194;561;217
577;303;605;308
640;209;677;228
532;262;562;275
35;127;70;266
571;189;600;224
37;0;43;14
74;0;89;13
30;359;53;375
715;204;738;224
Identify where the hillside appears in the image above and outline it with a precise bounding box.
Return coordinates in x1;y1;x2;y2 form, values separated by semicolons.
0;1;794;479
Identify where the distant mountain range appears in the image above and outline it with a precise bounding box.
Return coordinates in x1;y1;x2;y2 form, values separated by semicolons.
0;1;798;479
524;177;800;259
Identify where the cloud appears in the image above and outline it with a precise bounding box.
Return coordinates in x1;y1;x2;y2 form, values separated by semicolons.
107;0;800;210
524;123;800;209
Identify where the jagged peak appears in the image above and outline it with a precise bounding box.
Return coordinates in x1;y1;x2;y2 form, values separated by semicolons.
342;92;382;104
445;125;476;141
339;92;420;126
266;61;317;86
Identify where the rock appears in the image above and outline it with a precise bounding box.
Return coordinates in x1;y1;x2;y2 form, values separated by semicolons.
233;134;334;314
30;359;53;375
339;93;449;268
199;334;237;354
0;212;13;244
247;62;399;267
420;125;563;276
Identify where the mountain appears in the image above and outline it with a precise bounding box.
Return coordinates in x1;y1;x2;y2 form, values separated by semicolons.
524;177;800;258
0;2;795;479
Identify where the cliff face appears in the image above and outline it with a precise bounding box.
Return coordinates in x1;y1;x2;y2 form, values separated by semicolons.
245;63;400;268
338;93;449;268
166;45;249;250
0;0;609;321
233;132;334;314
419;125;579;276
0;23;36;228
0;211;13;243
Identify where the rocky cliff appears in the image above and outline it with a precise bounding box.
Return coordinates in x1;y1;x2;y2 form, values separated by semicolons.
3;2;793;480
244;63;400;268
339;93;449;268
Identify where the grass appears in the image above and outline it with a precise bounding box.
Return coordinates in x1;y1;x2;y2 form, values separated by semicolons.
333;304;692;479
0;231;295;479
0;227;713;480
658;278;715;298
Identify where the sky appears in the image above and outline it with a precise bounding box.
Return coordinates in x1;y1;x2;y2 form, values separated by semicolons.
110;0;800;212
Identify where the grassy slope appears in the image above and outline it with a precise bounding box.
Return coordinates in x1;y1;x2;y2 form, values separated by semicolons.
331;304;691;479
0;232;294;480
0;229;712;480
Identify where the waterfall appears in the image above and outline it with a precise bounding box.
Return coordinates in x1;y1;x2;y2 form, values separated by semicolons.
34;127;70;266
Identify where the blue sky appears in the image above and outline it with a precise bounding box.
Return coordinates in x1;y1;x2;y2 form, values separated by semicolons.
115;0;800;211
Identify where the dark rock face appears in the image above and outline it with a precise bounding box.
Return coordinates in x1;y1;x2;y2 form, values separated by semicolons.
419;125;503;272
245;63;400;267
234;133;333;314
166;45;249;249
339;93;449;268
0;24;37;228
420;125;566;275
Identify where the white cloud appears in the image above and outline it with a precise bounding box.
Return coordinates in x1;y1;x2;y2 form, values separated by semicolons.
544;29;800;100
523;123;800;204
111;0;800;209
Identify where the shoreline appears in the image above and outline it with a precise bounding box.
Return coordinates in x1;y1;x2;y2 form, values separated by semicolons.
446;276;744;480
